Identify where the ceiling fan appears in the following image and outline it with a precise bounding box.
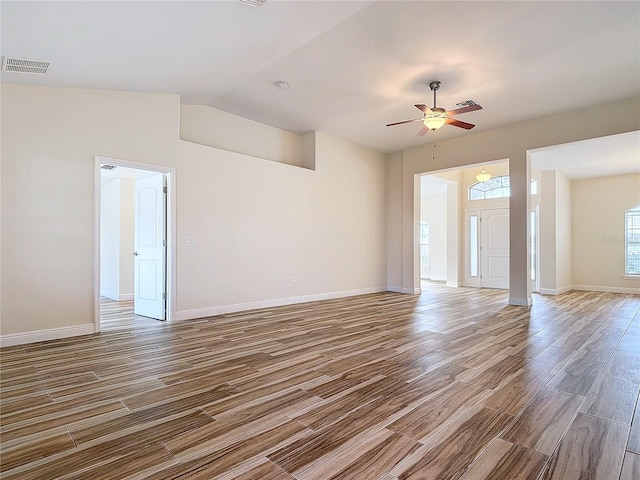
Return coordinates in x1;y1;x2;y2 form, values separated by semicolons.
386;81;482;136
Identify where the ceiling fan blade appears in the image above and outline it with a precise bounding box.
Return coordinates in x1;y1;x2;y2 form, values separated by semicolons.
415;104;429;113
446;118;475;130
446;104;482;116
416;125;429;136
386;118;423;127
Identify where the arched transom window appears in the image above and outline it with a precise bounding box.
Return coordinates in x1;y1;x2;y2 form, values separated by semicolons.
469;175;510;200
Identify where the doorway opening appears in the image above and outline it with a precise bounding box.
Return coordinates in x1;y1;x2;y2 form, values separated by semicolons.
94;156;176;332
418;159;515;292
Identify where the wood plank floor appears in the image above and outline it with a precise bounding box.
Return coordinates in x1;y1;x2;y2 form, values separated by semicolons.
1;283;639;479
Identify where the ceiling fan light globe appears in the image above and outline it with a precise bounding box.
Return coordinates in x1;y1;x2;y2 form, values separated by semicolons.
423;111;447;130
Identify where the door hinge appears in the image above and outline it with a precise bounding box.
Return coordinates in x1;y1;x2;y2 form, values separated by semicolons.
163;186;167;194
162;292;166;300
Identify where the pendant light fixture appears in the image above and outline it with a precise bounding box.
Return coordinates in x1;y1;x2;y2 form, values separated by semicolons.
476;167;491;183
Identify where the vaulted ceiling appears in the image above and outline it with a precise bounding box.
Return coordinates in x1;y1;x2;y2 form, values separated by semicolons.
1;1;639;154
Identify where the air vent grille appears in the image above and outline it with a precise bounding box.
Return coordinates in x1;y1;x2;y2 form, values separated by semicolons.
101;164;117;170
239;0;265;6
2;57;50;74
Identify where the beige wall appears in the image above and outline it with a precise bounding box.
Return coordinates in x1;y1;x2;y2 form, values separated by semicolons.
556;172;573;290
1;84;387;340
386;152;403;292
539;170;572;294
180;105;311;169
390;97;640;306
572;173;640;292
540;170;559;292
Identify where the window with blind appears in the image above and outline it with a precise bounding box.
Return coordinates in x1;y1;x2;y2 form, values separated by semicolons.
626;205;640;276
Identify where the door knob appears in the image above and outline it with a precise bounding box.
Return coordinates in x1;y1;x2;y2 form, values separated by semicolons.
133;251;140;256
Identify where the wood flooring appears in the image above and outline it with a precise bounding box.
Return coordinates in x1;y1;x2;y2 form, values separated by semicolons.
1;284;639;479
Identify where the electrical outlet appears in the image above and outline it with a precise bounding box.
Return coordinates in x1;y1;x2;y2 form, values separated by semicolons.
186;237;196;246
275;276;281;285
292;276;297;283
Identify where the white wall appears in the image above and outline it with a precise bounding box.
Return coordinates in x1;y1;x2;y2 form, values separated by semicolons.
390;97;640;306
572;173;640;293
99;177;135;301
1;84;387;341
421;192;447;280
100;179;121;300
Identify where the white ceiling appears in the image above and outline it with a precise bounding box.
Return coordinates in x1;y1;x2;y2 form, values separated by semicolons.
531;131;640;180
1;1;639;156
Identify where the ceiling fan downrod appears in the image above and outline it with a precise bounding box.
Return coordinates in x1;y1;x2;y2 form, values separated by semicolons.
429;81;441;109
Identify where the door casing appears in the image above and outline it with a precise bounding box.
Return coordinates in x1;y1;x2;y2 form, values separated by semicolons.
94;156;176;332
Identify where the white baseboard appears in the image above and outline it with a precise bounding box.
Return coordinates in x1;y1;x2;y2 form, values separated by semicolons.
508;297;533;307
1;324;96;348
175;287;388;321
430;275;447;281
446;281;460;288
539;285;573;295
119;293;134;301
400;287;422;294
387;286;403;293
572;284;640;295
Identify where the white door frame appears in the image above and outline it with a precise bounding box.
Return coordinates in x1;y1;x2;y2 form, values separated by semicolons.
94;156;176;332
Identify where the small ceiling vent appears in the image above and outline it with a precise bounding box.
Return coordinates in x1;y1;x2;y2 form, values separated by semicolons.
101;164;117;170
2;57;50;74
456;100;477;108
238;0;265;6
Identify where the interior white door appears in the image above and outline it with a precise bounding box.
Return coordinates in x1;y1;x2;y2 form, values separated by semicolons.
481;209;510;289
134;174;166;319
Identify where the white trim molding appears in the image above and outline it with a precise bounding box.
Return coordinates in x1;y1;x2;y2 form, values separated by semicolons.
1;324;96;348
539;285;573;295
175;287;388;321
446;281;460;288
387;286;403;293
400;287;422;295
572;284;640;295
508;297;533;307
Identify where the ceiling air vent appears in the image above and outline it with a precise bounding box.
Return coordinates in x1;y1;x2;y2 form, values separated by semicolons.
238;0;265;6
101;164;117;170
456;100;477;108
2;57;50;74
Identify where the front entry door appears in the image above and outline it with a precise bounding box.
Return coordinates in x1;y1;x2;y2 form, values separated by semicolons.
481;208;509;289
134;174;166;320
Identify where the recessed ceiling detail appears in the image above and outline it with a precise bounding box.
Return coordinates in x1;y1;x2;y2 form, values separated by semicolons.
2;57;50;74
